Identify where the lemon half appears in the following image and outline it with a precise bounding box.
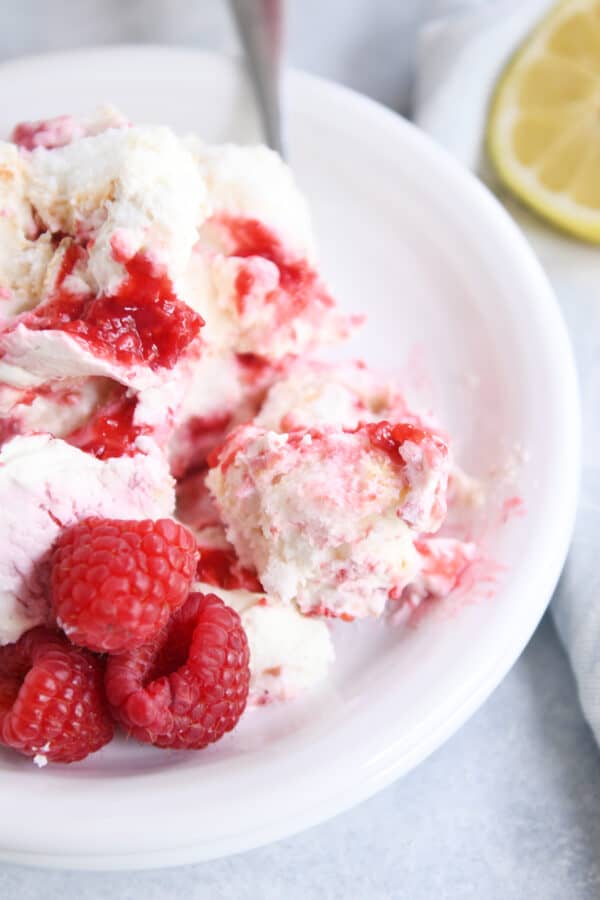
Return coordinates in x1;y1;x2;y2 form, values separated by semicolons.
487;0;600;242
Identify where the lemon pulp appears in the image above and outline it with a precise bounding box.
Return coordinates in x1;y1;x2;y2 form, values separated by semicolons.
487;0;600;242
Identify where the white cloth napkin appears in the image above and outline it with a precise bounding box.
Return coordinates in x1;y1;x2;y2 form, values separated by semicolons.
415;0;600;744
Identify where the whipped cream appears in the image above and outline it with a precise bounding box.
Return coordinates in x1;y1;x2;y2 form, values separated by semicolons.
0;376;111;440
255;359;408;432
194;580;334;703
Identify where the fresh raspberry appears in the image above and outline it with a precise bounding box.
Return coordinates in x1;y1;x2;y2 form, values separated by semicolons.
51;517;198;654
0;626;113;764
105;593;250;750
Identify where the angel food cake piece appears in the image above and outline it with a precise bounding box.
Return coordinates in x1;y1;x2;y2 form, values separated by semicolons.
0;125;206;366
207;420;450;619
0;120;207;460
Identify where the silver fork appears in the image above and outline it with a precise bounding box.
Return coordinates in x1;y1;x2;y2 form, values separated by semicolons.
228;0;287;159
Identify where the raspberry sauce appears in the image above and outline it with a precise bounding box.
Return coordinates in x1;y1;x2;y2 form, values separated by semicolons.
25;245;203;370
0;417;19;449
186;412;232;443
11;115;81;151
221;216;334;321
359;421;447;466
196;545;262;593
236;352;276;385
66;386;148;460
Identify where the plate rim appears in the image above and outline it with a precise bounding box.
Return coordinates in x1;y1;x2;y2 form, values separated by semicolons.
0;44;581;870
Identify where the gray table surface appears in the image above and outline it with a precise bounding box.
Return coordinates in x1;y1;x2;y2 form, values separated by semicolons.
2;2;599;897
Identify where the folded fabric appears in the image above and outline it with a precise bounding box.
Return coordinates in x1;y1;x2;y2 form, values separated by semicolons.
414;0;600;744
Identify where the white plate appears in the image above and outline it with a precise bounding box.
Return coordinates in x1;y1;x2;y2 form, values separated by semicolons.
0;46;580;870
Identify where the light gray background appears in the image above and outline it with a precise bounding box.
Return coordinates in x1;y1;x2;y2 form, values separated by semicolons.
2;2;599;897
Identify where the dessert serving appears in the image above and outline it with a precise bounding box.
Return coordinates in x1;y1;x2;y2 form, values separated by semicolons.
0;109;480;765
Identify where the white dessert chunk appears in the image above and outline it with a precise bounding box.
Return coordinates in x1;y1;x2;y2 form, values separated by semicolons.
185;140;315;260
207;423;450;619
255;359;408;432
27;126;207;294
